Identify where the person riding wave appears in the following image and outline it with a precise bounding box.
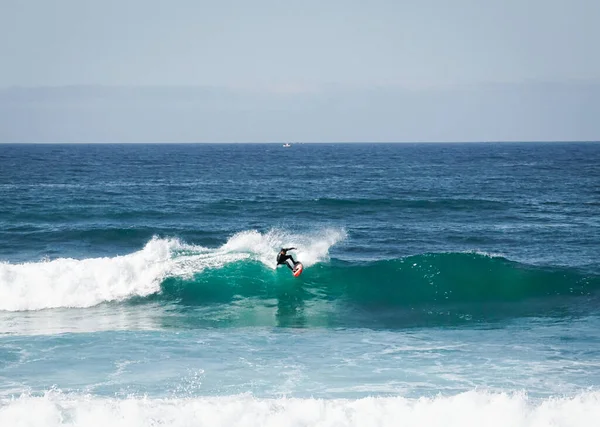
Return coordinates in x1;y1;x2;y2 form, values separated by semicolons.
277;247;298;271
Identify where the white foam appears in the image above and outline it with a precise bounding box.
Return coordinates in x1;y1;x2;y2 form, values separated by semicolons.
0;391;598;427
0;229;345;311
464;250;507;259
0;237;174;311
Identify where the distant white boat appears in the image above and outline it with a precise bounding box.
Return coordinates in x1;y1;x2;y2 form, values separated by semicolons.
283;143;291;148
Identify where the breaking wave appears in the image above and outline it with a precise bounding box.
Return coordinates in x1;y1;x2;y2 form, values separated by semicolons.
0;229;345;311
1;228;598;316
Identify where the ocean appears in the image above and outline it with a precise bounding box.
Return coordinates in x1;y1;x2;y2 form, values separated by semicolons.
0;142;599;426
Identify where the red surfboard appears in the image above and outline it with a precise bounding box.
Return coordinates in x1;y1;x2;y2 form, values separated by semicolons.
292;262;304;277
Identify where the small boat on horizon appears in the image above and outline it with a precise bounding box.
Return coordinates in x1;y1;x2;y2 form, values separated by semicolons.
282;143;291;148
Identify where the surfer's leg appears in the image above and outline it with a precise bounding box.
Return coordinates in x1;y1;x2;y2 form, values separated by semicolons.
285;258;295;270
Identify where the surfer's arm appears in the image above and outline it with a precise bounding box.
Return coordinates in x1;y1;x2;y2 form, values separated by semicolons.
284;247;296;251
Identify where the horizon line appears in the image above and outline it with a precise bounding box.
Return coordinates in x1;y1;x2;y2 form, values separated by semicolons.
1;140;599;145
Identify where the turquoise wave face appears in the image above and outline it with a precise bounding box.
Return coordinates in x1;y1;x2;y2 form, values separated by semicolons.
160;252;598;305
152;252;600;328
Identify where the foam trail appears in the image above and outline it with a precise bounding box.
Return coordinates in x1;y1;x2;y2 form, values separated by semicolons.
0;229;345;311
1;391;598;427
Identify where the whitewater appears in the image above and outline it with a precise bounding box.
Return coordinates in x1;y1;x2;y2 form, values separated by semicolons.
2;392;600;427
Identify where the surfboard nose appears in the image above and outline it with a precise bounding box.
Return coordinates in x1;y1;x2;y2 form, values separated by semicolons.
293;263;303;277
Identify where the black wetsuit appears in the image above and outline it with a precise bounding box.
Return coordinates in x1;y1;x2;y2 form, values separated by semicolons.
277;248;297;270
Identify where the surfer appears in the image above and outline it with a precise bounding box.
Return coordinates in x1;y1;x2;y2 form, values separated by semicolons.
277;247;298;271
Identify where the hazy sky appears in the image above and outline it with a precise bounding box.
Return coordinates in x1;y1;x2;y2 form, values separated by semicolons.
1;0;598;142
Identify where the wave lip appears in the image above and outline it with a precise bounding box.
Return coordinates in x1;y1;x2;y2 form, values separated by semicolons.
1;391;598;427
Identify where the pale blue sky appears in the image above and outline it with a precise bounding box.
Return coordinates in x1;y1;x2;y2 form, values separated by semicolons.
0;0;598;142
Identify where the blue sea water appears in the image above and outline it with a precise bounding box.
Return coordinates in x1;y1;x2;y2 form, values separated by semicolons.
0;142;599;426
